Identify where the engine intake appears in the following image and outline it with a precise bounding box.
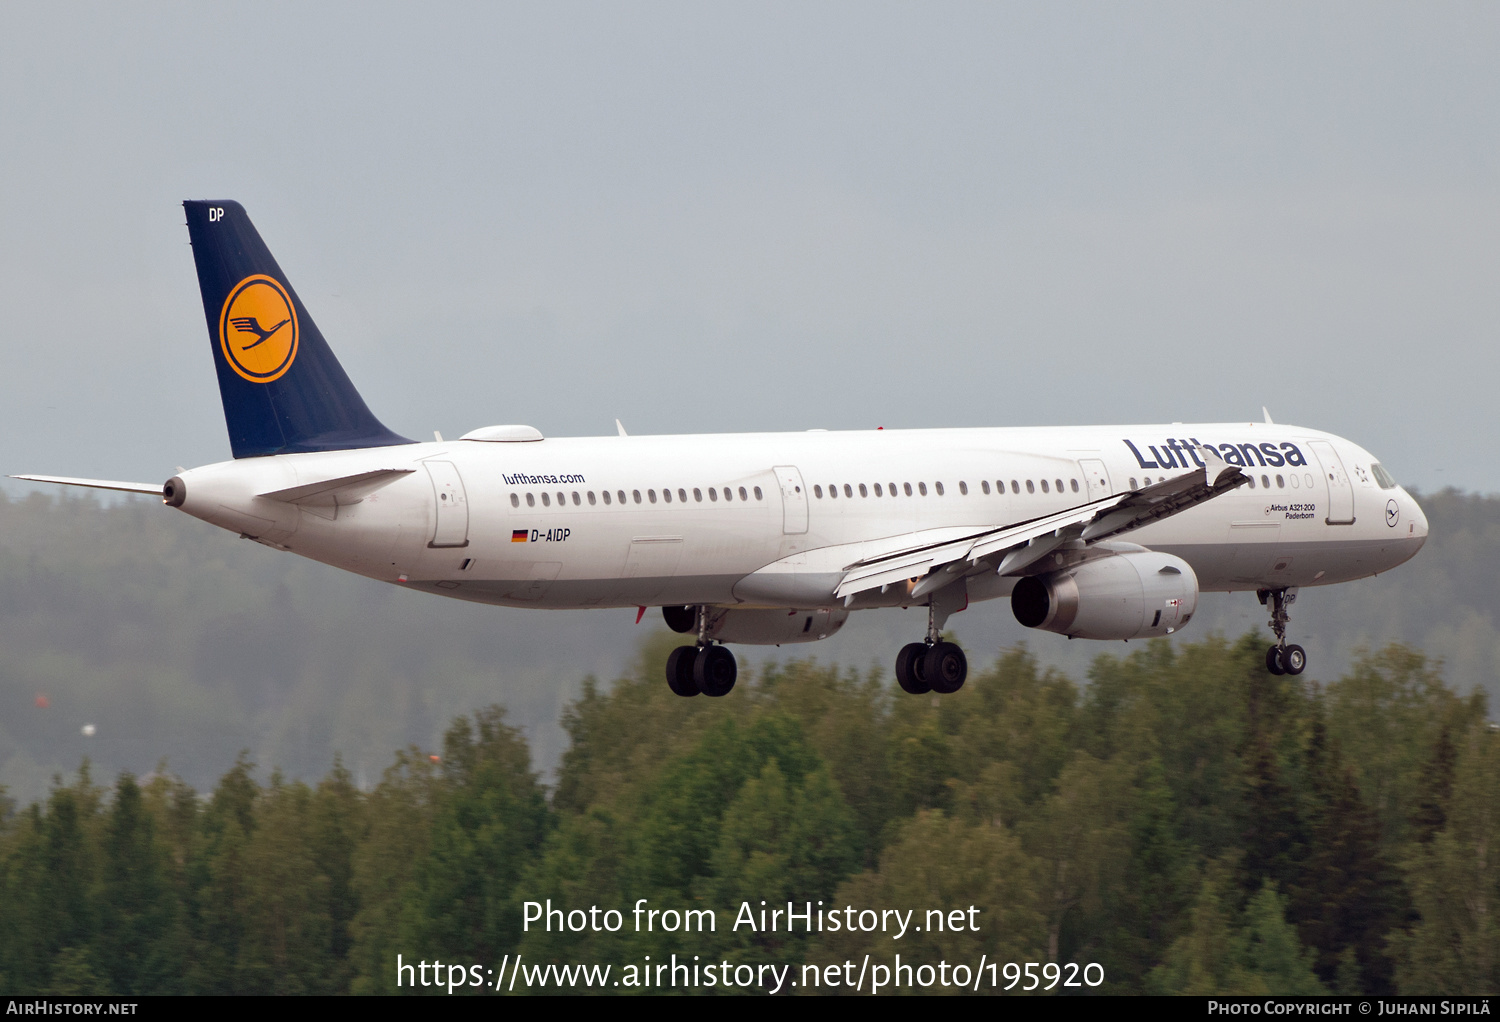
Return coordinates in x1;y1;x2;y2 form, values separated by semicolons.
1011;551;1198;640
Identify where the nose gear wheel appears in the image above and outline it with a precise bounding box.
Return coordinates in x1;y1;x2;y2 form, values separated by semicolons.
1258;587;1306;676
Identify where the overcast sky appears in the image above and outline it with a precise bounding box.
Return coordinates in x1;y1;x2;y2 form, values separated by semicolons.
3;2;1497;494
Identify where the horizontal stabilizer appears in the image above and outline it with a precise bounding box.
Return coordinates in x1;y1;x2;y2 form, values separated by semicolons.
10;474;163;496
258;468;413;507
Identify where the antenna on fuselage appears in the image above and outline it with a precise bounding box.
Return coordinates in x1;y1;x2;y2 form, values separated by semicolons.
616;419;628;437
1262;407;1274;425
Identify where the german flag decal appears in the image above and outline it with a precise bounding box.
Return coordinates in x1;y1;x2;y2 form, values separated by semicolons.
511;529;529;543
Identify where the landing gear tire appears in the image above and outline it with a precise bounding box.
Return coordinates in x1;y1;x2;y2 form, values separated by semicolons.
925;641;968;694
1259;587;1309;677
694;644;737;697
1265;645;1286;676
666;645;700;697
895;642;931;694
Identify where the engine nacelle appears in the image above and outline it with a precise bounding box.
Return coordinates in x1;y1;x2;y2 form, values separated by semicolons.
704;607;848;645
1011;551;1198;640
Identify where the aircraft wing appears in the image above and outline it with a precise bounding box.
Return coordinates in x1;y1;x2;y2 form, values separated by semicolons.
834;444;1245;601
10;474;164;496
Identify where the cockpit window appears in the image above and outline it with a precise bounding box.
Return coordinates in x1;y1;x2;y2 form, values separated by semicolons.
1371;463;1398;489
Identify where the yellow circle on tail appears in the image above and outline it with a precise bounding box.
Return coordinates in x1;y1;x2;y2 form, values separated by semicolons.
219;275;299;383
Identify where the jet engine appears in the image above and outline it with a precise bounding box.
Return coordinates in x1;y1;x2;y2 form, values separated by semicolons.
1010;551;1198;640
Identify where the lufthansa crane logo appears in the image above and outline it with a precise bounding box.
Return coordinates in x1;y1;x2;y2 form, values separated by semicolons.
218;275;299;383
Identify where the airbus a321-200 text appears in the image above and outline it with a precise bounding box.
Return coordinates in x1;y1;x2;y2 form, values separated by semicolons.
16;202;1429;696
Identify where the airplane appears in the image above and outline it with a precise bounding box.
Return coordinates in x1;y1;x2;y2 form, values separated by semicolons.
14;201;1429;697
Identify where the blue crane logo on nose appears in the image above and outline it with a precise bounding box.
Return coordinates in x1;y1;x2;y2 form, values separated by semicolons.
1386;499;1399;527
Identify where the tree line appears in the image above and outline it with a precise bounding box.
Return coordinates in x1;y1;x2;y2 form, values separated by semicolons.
0;633;1495;995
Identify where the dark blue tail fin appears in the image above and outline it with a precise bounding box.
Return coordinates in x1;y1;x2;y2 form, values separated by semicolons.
183;200;412;459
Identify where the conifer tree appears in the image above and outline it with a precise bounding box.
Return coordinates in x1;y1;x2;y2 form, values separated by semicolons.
1291;715;1409;993
1411;725;1457;845
95;773;179;994
1390;723;1500;994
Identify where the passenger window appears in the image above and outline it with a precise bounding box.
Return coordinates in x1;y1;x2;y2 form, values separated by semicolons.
1276;474;1285;488
828;484;836;499
981;480;990;494
1129;478;1138;490
542;492;551;506
1071;479;1079;493
603;490;612;505
844;484;853;498
557;492;565;506
573;492;581;505
1026;480;1035;494
739;487;748;501
959;481;968;495
858;483;868;497
662;488;672;503
510;493;519;508
1010;480;1019;493
1290;475;1299;489
753;486;763;500
1261;475;1269;489
873;483;883;496
918;482;927;496
694;488;703;502
1247;477;1256;489
618;491;627;504
527;493;536;506
935;481;944;496
1143;477;1152;486
648;489;657;504
724;487;733;502
1040;479;1049;493
680;489;688;503
709;488;718;502
632;490;642;504
587;491;596;505
1055;479;1063;492
814;485;823;499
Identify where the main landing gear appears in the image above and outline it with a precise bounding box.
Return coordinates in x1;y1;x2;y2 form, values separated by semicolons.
894;599;969;696
665;607;738;698
1258;587;1306;676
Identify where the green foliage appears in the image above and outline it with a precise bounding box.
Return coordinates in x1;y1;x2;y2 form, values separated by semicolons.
0;634;1494;995
395;708;550;980
813;809;1047;983
1150;867;1324;995
1389;723;1500;994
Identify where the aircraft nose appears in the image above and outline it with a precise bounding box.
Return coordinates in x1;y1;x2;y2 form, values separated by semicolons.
1405;489;1429;547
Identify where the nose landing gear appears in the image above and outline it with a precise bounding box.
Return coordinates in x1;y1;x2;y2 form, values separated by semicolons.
1258;587;1306;676
895;595;969;695
664;606;738;697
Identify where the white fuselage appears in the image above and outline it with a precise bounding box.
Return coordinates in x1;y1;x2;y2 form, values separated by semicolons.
168;421;1428;631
